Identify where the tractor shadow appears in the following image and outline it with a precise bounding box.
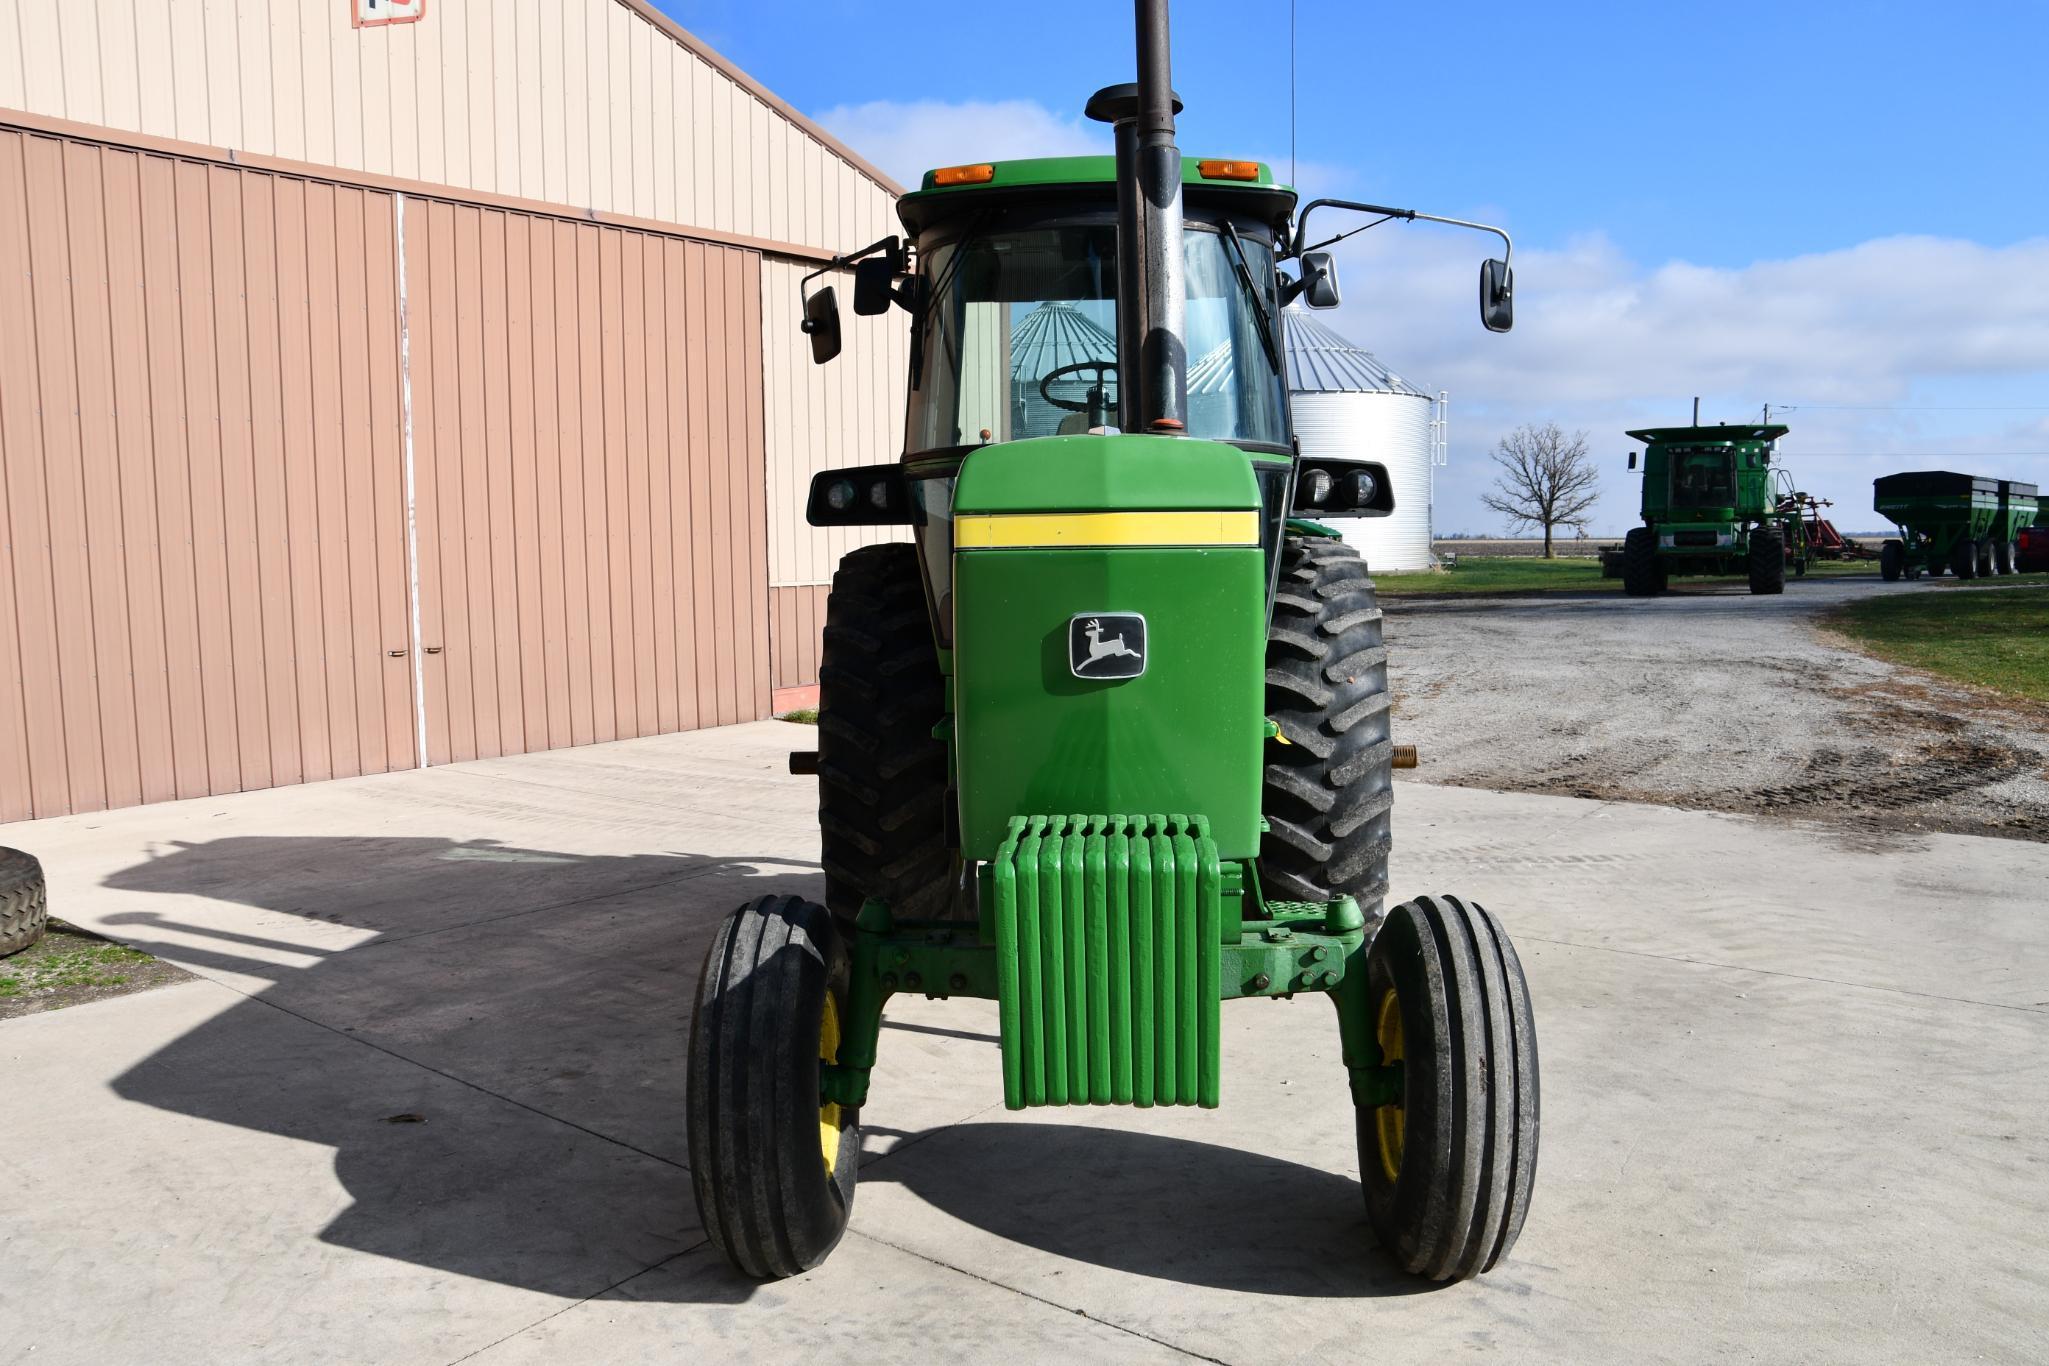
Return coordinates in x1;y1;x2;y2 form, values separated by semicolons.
100;833;814;1304
100;834;1435;1304
858;1123;1439;1299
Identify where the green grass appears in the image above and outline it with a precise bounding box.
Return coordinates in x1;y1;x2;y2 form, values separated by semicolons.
0;932;154;998
1827;584;2049;704
778;708;819;725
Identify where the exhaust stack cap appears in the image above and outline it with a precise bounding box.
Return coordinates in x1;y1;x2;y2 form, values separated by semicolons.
1084;82;1184;124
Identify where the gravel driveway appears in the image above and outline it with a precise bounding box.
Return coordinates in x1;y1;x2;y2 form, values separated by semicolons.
1383;573;2049;843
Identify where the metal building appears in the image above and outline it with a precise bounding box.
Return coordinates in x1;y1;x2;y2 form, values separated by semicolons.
0;0;906;819
1283;306;1445;573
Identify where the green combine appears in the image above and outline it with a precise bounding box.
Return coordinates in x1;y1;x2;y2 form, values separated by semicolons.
1620;422;1808;596
684;1;1540;1285
1873;472;2040;580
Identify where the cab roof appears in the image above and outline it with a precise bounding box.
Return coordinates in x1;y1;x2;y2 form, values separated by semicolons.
897;156;1296;233
1627;423;1789;445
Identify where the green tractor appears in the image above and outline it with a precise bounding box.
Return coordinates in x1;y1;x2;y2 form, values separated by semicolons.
685;1;1539;1285
1620;422;1809;596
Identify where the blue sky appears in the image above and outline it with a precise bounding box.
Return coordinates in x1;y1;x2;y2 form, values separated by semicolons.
660;1;2049;535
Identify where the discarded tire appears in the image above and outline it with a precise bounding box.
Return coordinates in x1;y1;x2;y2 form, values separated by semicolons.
0;847;49;958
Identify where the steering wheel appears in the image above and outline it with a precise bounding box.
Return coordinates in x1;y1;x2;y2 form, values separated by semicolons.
1038;359;1120;413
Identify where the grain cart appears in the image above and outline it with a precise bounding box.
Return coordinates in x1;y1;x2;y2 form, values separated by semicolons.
1873;472;2040;581
1620;422;1807;596
684;1;1539;1285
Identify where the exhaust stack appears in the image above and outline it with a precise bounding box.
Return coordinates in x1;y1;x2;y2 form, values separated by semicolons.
1085;1;1187;434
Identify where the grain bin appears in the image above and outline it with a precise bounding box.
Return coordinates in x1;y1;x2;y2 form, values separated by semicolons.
1282;306;1443;572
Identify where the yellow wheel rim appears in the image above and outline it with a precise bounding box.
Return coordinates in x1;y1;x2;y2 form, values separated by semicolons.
818;993;843;1177
1373;986;1405;1183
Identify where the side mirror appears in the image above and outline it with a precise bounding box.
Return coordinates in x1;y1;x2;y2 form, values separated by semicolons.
1628;452;1638;471
802;285;842;364
1480;258;1513;332
1300;251;1341;309
852;256;897;317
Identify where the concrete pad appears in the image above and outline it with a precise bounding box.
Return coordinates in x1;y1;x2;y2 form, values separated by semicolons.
0;979;695;1366
2;720;2046;1363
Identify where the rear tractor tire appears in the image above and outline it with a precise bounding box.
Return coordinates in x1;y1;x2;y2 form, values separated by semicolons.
1358;894;1540;1281
687;893;860;1279
1748;528;1786;595
1620;526;1661;597
1262;534;1393;918
0;847;49;957
817;543;952;925
1879;540;1905;582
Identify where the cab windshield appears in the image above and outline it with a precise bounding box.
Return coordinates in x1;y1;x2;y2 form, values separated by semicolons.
907;216;1287;454
1669;446;1738;507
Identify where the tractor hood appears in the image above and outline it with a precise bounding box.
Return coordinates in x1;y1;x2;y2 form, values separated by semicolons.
948;433;1266;863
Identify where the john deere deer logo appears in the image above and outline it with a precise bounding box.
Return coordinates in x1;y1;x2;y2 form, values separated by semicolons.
1069;613;1147;680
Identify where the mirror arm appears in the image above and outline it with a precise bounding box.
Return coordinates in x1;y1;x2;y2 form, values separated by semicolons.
1295;198;1513;275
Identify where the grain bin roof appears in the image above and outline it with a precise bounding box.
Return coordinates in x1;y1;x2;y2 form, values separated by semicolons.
1010;302;1117;379
1282;306;1431;397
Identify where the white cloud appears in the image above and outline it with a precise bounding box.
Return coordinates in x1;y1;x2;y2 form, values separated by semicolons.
1315;230;2049;535
814;98;1108;187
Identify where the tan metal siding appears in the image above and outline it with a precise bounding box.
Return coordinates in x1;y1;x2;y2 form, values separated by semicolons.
2;0;901;257
0;129;411;818
1;125;779;817
769;585;831;693
760;257;913;592
398;200;770;767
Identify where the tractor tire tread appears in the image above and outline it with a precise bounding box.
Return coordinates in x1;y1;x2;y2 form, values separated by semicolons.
1261;536;1393;918
818;544;953;923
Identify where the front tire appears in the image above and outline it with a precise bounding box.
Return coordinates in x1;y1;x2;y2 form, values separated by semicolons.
1748;528;1786;595
1261;535;1392;917
1358;894;1540;1281
1880;540;1904;582
1621;526;1661;597
1993;539;2017;576
818;543;952;924
1977;539;1996;578
687;893;860;1279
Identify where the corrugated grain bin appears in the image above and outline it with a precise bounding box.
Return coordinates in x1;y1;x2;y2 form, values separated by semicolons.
1281;307;1439;572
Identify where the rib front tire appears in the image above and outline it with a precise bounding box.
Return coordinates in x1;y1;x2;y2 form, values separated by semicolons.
687;893;860;1279
1358;894;1540;1281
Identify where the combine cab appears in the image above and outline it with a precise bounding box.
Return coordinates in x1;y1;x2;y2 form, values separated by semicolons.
1619;422;1808;596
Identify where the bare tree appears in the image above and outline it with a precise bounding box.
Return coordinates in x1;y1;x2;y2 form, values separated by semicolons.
1480;422;1601;558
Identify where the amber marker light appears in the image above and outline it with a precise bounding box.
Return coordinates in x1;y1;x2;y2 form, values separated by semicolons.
1197;159;1262;181
932;164;997;186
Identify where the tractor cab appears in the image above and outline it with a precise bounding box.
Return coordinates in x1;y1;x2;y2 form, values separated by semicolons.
894;157;1296;455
